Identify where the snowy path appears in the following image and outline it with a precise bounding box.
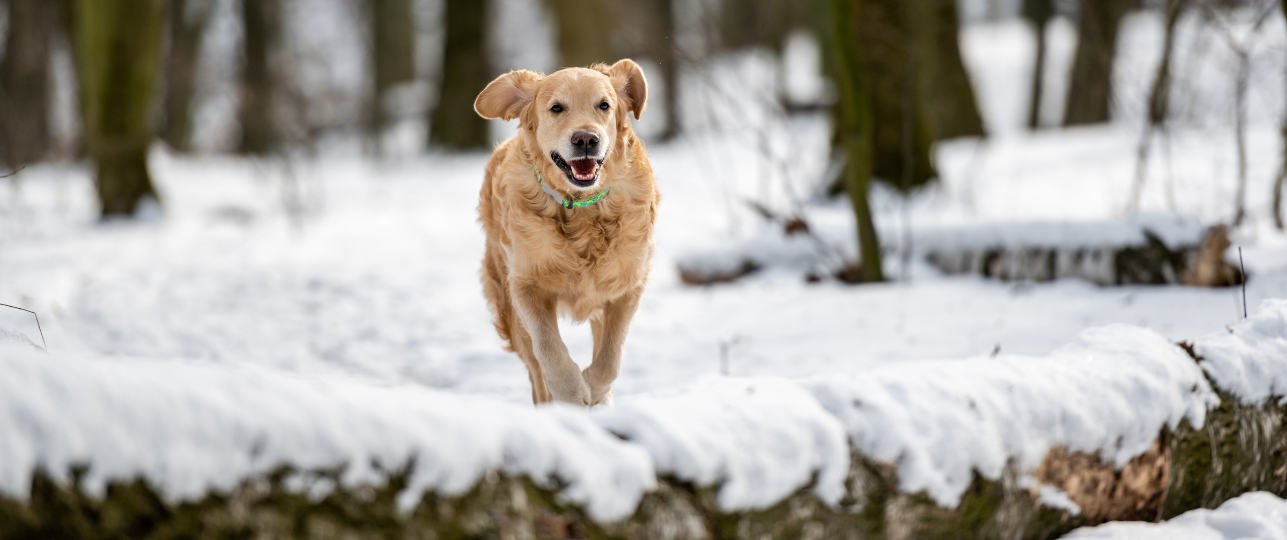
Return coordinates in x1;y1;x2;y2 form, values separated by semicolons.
2;130;1287;405
0;135;1281;408
4;12;1286;404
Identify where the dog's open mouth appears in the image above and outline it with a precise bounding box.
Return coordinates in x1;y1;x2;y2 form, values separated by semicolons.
551;152;603;188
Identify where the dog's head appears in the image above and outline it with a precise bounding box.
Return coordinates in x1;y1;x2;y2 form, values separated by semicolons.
474;60;647;192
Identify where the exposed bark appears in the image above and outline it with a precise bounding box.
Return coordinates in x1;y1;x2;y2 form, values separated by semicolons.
548;0;616;68
161;0;211;152
1023;0;1054;129
73;0;166;217
429;0;489;150
1063;0;1133;126
0;0;56;169
238;0;282;155
829;0;884;282
907;0;985;141
367;0;416;148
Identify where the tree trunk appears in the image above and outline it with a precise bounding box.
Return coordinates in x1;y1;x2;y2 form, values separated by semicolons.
1146;0;1184;127
548;0;616;68
719;0;813;52
0;0;56;169
162;0;211;152
656;0;680;141
1274;0;1287;228
73;0;166;217
858;0;936;190
1023;0;1054;129
828;0;883;282
1063;0;1132;126
614;0;680;140
430;0;489;150
239;0;282;155
1128;0;1185;213
368;0;416;148
907;0;985;140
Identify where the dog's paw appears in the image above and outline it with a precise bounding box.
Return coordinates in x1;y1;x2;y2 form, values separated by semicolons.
548;369;592;406
589;387;614;409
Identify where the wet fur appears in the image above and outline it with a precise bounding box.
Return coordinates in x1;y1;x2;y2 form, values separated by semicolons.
475;60;658;406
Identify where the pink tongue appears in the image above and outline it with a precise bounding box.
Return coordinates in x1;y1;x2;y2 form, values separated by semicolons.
569;159;596;176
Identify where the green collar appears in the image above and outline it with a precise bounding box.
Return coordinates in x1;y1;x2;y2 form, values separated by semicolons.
534;165;611;209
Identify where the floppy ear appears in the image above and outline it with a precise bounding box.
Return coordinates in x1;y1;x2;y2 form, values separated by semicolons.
608;59;647;120
474;70;544;121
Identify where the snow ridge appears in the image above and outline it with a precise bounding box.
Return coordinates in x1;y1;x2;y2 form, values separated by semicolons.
0;314;1238;521
806;325;1216;507
1066;491;1287;540
1196;298;1287;405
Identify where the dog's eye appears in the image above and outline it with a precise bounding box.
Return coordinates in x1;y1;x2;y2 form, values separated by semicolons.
550;104;563;113
599;101;610;111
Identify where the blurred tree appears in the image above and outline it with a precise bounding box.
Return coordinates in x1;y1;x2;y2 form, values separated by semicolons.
1022;0;1054;129
162;0;212;152
908;0;985;141
823;0;987;193
430;0;489;150
1274;0;1287;228
550;0;682;140
1128;0;1187;213
827;0;883;282
548;0;616;68
73;0;166;216
368;0;416;149
1063;0;1133;125
859;0;937;189
0;0;57;169
720;0;814;52
239;0;282;155
615;0;681;140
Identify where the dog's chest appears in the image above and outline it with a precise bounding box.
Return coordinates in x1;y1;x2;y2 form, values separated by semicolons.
558;213;618;261
545;211;650;298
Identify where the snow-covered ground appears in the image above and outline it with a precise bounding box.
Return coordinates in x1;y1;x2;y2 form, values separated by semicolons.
1;9;1286;533
1066;491;1287;540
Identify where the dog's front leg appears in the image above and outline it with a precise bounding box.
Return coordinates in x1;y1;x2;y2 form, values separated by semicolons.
511;281;591;405
584;285;643;406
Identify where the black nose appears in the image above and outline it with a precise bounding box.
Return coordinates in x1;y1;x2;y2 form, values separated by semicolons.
571;131;599;154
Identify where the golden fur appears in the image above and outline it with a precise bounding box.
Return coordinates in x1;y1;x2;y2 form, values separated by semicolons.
474;60;659;406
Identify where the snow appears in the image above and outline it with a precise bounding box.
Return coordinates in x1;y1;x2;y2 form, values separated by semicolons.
0;3;1286;528
806;325;1215;508
1196;298;1287;405
593;377;850;511
1036;485;1082;516
0;340;656;522
1066;491;1287;540
0;312;1221;517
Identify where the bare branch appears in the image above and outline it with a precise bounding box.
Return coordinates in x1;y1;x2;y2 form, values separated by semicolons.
0;166;27;179
0;303;47;351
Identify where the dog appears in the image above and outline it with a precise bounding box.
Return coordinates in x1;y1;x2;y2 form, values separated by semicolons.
474;59;658;406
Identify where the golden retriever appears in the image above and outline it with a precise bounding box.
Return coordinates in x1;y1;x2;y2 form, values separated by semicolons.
473;59;658;406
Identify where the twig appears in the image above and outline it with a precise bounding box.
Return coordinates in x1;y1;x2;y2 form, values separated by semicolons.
0;303;47;350
1191;0;1278;225
1239;246;1247;318
719;335;742;376
0;165;26;179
